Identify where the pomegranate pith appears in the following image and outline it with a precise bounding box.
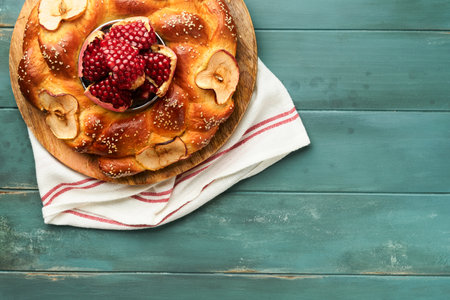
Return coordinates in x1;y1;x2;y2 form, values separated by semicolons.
134;80;158;104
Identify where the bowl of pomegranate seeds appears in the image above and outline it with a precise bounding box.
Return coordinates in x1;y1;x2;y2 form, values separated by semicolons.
78;18;177;113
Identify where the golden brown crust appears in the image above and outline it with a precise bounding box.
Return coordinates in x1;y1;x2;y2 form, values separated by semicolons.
149;84;187;137
98;156;146;178
19;6;46;107
149;9;210;45
109;0;166;17
19;0;238;178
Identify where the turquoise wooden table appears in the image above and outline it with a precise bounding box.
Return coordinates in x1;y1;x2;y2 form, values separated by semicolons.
1;1;449;299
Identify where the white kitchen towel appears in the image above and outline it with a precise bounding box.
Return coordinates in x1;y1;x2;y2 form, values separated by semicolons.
28;59;310;230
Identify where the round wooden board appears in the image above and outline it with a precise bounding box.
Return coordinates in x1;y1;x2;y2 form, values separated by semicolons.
9;0;258;185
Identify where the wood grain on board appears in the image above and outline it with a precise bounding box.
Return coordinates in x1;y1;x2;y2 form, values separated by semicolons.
9;0;257;184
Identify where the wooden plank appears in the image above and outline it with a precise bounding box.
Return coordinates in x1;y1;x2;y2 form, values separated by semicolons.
3;29;450;110
2;0;450;29
257;30;450;111
1;109;449;192
1;191;449;274
1;273;450;300
0;29;14;107
246;0;450;30
0;109;36;189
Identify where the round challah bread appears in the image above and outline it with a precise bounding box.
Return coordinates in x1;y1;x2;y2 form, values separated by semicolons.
18;0;240;178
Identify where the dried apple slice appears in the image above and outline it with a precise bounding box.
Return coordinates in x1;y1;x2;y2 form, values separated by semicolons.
195;50;240;105
136;137;187;171
135;147;160;170
38;91;79;139
38;0;88;31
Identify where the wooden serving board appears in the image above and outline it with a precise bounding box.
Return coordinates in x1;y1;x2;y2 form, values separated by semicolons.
9;0;258;185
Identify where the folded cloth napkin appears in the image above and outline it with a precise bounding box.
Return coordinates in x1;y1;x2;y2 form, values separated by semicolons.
28;59;310;230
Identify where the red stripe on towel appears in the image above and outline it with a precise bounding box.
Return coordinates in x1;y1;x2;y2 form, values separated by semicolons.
227;113;301;155
64;200;192;228
174;165;210;187
244;107;297;135
131;195;170;203
42;178;97;202
202;180;215;191
44;181;105;207
155;201;192;226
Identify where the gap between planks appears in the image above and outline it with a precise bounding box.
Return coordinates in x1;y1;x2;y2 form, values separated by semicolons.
1;189;449;196
1;271;450;278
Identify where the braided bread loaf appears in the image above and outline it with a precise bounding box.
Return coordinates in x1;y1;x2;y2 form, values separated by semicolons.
18;0;239;178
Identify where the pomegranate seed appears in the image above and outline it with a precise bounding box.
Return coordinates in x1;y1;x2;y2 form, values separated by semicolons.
82;37;108;82
90;77;132;109
142;51;172;86
104;21;157;50
101;39;145;90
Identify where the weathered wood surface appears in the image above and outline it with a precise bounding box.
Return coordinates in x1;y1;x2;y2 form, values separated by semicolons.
1;0;450;298
2;0;450;30
1;191;449;273
0;29;13;108
1;109;449;192
3;29;450;110
1;273;449;300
